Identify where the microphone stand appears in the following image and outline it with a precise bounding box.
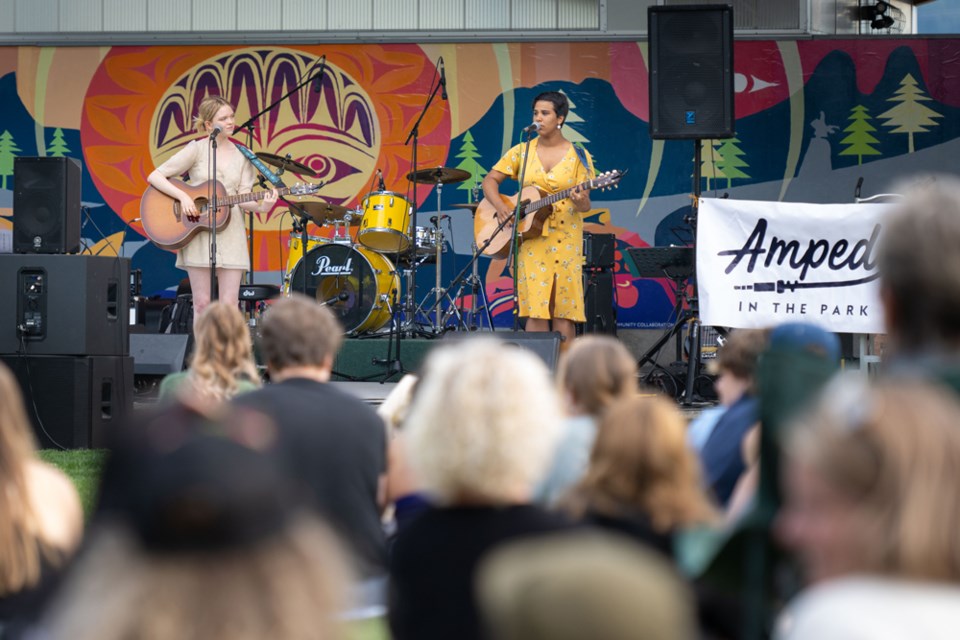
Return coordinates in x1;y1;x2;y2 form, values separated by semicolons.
208;132;219;302
234;54;328;286
403;59;444;336
509;129;537;331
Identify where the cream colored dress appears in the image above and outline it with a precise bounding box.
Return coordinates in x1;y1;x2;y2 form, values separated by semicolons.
492;139;595;321
154;139;256;270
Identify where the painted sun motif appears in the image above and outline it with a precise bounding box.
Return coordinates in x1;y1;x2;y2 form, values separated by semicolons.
80;44;450;272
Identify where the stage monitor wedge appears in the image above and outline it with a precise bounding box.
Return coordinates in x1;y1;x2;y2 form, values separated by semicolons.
13;156;82;254
648;4;735;140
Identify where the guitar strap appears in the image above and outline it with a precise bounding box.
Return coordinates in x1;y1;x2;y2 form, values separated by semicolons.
573;143;595;179
234;144;285;187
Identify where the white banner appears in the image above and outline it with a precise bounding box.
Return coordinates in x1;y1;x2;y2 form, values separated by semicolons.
697;198;893;334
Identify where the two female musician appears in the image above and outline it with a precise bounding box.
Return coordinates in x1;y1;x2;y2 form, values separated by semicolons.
481;91;595;347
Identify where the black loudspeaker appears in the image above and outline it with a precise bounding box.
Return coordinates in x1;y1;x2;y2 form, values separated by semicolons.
443;331;562;373
0;255;130;356
13;157;82;254
648;5;735;140
583;232;616;269
1;354;133;449
583;270;617;335
130;334;191;376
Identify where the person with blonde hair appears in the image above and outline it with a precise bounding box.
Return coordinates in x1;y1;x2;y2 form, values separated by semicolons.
389;338;571;640
0;362;83;636
158;301;261;403
147;95;278;320
536;335;638;505
560;394;716;557
775;377;960;639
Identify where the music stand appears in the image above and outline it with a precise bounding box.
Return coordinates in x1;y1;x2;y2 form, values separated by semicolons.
626;246;707;405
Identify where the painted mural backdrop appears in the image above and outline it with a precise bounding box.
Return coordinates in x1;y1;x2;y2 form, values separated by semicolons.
0;40;958;328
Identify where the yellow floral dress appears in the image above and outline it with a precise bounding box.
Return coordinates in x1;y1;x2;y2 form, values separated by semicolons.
492;138;595;321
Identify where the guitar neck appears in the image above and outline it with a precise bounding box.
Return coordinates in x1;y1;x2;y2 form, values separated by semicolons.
215;186;297;208
525;178;596;212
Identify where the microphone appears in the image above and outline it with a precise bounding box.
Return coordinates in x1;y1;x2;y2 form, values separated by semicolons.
430;215;450;224
854;177;864;199
522;122;541;134
209;126;222;139
312;55;326;93
377;169;386;192
439;57;448;101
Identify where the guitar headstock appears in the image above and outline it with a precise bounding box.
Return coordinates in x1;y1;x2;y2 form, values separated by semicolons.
592;169;624;192
289;182;321;196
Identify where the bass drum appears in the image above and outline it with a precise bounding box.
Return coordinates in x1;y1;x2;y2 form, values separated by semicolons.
284;244;399;335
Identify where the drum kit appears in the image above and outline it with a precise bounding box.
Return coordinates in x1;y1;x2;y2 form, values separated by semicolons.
256;152;490;338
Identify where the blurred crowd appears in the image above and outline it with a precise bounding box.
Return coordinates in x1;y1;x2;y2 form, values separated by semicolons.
3;175;960;640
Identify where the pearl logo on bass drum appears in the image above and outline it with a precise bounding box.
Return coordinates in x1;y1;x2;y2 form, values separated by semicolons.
312;255;354;277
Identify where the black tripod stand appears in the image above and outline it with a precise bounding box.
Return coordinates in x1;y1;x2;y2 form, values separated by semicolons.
628;246;706;404
628;140;711;406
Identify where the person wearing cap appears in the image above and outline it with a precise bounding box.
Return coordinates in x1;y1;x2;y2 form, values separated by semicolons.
232;295;389;580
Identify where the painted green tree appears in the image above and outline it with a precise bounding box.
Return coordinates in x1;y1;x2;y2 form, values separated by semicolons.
453;130;486;202
879;73;942;154
560;90;598;172
46;128;70;157
839;104;882;165
715;137;749;188
699;139;723;191
0;130;21;190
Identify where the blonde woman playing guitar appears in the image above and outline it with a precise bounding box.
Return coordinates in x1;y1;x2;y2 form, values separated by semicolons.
146;96;278;324
480;91;595;350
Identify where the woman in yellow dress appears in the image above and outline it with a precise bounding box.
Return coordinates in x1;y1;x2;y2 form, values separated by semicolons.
481;91;594;348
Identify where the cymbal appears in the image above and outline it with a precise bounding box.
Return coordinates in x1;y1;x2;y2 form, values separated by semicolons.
406;166;472;185
256;152;318;178
452;203;479;212
293;200;351;223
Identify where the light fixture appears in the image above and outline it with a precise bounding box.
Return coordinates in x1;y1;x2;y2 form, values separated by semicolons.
856;1;895;31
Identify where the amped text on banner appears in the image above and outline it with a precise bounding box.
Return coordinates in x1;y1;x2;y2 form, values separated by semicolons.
697;198;894;334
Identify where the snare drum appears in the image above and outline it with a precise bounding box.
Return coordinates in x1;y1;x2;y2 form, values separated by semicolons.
411;226;444;258
284;234;327;278
284;243;399;335
359;191;412;253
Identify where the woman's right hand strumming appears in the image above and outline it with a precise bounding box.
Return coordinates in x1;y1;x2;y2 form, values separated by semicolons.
178;192;199;221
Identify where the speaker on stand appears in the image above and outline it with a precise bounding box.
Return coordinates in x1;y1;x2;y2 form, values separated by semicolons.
13;157;82;254
647;4;734;406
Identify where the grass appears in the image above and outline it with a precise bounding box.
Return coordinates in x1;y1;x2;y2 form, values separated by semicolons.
37;448;108;517
39;448;390;639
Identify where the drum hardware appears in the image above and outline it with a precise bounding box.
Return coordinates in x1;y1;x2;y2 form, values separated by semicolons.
238;283;281;333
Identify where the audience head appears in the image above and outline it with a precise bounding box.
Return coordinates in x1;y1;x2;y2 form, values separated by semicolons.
187;302;261;402
563;395;715;532
478;532;696;640
404;338;562;505
711;328;769;405
259;294;344;376
0;361;44;597
778;375;960;585
50;401;350;640
558;335;637;417
877;175;960;354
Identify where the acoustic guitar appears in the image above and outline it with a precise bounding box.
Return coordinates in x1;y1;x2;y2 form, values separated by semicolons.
474;170;623;259
140;178;320;249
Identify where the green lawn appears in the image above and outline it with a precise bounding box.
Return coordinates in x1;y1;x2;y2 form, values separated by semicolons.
38;449;108;517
